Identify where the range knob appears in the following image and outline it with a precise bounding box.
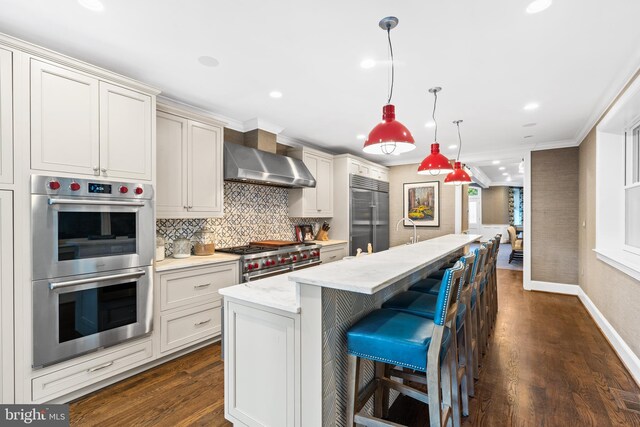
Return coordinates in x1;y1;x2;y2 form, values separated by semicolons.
48;180;61;190
280;258;286;264
247;264;254;271
119;185;129;194
303;254;308;259
69;182;81;192
292;255;298;262
253;262;259;269
134;187;144;195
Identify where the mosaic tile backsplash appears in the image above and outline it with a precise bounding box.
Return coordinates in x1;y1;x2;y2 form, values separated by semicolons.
156;182;327;256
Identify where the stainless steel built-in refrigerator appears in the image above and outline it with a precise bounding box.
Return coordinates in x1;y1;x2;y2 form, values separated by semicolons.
350;175;390;255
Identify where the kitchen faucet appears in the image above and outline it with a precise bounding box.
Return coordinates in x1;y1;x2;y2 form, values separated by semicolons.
395;217;418;245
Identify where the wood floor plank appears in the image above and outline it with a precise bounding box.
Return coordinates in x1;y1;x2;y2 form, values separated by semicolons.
70;269;640;426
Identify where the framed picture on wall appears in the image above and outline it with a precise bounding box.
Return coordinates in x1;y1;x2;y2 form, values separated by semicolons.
403;181;440;227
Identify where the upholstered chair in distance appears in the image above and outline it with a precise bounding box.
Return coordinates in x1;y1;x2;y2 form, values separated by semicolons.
507;226;523;264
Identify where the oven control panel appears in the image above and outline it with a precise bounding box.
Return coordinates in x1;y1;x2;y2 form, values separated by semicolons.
32;175;153;200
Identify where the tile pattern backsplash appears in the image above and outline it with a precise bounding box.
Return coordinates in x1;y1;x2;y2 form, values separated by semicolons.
157;182;326;256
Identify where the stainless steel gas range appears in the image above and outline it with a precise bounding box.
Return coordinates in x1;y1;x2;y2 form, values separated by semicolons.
217;243;322;282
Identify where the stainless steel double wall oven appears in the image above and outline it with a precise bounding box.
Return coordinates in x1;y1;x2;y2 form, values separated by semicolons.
31;175;154;368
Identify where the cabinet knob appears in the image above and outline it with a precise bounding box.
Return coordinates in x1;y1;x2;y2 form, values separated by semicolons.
101;168;107;174
92;166;99;171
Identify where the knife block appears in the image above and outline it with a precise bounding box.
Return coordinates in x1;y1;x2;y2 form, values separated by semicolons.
315;229;329;241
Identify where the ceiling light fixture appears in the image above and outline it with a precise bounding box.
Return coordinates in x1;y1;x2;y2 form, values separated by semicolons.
269;91;283;99
518;159;525;173
363;17;415;155
425;121;435;128
502;172;509;176
499;166;506;170
78;0;104;12
418;87;454;175
524;102;539;111
357;134;366;140
197;56;220;67
523;122;537;127
492;160;501;165
444;120;472;185
360;59;376;69
526;0;552;14
448;145;458;150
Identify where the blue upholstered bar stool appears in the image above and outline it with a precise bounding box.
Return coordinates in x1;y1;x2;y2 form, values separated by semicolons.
346;263;465;427
468;245;488;381
381;256;475;426
477;240;493;356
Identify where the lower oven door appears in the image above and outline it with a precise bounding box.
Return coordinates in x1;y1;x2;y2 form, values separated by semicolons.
32;266;153;368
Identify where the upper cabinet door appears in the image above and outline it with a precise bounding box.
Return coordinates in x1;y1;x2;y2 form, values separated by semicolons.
187;120;223;215
316;155;333;215
31;60;100;176
156;112;188;217
99;82;152;180
303;152;319;213
0;49;12;184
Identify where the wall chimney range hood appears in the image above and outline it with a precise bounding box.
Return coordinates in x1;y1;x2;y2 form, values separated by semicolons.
223;142;316;188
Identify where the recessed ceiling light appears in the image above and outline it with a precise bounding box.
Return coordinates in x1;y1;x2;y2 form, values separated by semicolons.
523;122;537;127
197;56;220;67
425;121;435;128
492;160;500;165
499;166;506;170
78;0;104;11
357;134;366;140
448;145;457;150
524;102;539;111
506;176;512;181
269;91;283;99
502;172;509;176
524;135;534;138
360;59;376;69
526;0;552;14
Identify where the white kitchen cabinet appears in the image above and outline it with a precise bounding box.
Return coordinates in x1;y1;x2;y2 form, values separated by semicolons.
0;48;12;184
156;107;224;218
349;159;370;177
320;242;347;264
369;166;389;182
225;299;300;427
156;261;239;355
99;82;152;180
0;191;13;403
30;60;153;180
288;148;334;217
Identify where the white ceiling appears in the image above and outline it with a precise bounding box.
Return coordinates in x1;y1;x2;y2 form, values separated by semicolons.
2;0;640;167
475;159;524;187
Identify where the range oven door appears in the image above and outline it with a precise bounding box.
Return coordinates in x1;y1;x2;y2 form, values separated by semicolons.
32;266;153;368
31;194;154;280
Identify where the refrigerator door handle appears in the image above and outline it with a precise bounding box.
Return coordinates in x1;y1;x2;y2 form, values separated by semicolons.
372;204;377;250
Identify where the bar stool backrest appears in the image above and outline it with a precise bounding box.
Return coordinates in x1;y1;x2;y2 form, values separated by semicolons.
458;251;476;299
475;244;488;284
434;261;465;327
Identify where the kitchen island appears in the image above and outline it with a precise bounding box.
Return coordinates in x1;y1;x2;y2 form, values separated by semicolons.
220;234;481;427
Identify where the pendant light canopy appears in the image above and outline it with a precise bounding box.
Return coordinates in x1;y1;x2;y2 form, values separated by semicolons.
418;87;454;175
444;120;472;185
363;17;415;155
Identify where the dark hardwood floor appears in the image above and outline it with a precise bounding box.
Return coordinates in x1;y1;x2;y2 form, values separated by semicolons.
70;269;640;426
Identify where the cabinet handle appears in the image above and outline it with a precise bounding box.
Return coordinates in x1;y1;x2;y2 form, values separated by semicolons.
188;206;193;209
193;283;211;289
194;319;211;326
93;166;100;176
330;255;337;259
87;361;114;373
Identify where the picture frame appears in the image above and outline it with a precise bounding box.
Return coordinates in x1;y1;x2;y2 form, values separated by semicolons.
295;224;315;242
403;181;440;227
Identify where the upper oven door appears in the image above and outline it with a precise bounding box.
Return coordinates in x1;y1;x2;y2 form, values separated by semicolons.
32;194;154;280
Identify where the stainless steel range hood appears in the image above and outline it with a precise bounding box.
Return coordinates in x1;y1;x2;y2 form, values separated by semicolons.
223;142;316;188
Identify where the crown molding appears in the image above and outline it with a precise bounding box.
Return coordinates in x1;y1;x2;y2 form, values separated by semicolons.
243;118;284;135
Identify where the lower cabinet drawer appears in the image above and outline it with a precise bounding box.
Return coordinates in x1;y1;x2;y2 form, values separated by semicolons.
320;244;347;264
160;301;221;353
32;339;153;402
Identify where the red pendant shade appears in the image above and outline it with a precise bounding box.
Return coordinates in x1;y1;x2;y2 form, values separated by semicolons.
444;161;472;185
417;143;454;175
363;104;416;155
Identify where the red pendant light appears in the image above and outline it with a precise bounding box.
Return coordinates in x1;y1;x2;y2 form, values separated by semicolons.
418;87;454;175
363;17;415;156
444;120;472;185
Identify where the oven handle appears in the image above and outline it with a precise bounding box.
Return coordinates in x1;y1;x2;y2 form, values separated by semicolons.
49;269;146;290
48;198;146;207
243;266;291;282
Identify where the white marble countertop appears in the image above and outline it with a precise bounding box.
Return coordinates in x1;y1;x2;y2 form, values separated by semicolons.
154;253;240;272
289;234;481;294
308;239;348;247
218;273;300;314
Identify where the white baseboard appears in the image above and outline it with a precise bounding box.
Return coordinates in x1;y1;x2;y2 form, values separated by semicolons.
524;279;640;387
578;289;640;387
526;280;581;295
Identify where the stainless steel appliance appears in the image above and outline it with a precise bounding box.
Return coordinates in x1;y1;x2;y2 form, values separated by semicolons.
217;243;322;282
350;175;390;256
31;175;154;368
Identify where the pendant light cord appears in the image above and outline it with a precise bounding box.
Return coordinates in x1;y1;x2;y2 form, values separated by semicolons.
387;27;394;104
432;91;438;142
455;121;462;160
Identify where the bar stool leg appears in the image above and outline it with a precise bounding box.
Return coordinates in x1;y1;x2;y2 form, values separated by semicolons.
374;362;389;418
346;354;360;427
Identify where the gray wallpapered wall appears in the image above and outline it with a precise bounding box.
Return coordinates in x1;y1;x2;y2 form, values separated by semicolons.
156;181;326;256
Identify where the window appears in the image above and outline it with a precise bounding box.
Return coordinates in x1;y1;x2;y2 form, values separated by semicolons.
625;124;640;249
